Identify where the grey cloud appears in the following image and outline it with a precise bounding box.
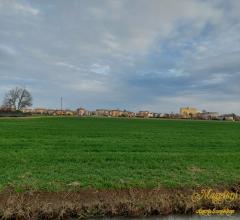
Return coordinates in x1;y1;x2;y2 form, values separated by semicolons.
0;0;240;113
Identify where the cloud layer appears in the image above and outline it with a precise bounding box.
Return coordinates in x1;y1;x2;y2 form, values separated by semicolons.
0;0;240;113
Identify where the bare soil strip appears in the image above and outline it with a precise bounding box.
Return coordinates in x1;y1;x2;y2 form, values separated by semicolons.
0;186;239;220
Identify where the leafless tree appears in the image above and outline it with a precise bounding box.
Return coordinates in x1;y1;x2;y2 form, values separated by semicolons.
2;87;33;110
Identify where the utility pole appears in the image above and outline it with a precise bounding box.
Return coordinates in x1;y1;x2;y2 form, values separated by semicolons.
61;97;63;115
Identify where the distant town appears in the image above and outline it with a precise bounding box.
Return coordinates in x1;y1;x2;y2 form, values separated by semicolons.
0;87;239;121
0;106;239;121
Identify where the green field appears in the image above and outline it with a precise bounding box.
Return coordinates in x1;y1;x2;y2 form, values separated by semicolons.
0;117;239;191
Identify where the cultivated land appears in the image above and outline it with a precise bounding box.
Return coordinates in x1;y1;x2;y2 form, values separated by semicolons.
0;117;239;191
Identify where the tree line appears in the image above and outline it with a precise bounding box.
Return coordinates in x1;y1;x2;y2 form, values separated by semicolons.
1;87;33;111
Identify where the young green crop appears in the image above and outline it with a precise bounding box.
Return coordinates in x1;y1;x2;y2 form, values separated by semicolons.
0;117;239;191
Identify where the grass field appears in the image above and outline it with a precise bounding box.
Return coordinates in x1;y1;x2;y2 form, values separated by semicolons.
0;117;239;191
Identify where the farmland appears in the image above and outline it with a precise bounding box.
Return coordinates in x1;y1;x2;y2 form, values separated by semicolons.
0;117;239;191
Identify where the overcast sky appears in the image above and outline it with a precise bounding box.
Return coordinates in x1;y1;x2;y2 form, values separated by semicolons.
0;0;240;113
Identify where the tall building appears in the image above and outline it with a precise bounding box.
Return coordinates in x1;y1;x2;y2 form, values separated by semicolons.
180;107;198;118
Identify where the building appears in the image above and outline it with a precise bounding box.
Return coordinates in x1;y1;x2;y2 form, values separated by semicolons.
46;109;56;115
51;110;74;116
52;110;63;116
65;110;74;116
235;115;240;121
77;108;86;116
151;113;160;118
95;109;111;117
148;112;154;118
84;110;92;116
220;114;236;121
136;111;150;118
159;113;166;118
127;111;135;117
110;109;136;117
180;107;198;118
110;109;123;117
33;108;47;114
122;110;136;117
21;108;33;113
199;111;219;120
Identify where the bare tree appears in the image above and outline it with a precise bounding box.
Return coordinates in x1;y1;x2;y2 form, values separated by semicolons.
2;87;33;110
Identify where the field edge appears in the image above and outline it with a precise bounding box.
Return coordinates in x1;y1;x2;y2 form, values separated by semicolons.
0;185;239;219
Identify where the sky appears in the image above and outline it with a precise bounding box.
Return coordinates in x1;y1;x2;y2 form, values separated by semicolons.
0;0;240;114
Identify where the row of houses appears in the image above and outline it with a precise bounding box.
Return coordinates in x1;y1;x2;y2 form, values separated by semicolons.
179;107;240;121
77;108;179;119
1;106;239;121
21;108;75;116
180;107;220;119
21;108;141;118
77;108;136;117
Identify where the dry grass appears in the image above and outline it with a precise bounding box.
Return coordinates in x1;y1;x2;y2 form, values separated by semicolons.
0;186;239;219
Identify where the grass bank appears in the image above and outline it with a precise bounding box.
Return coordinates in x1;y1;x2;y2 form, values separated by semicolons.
0;186;240;219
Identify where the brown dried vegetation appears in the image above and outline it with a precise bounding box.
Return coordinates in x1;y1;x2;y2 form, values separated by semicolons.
0;185;239;220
